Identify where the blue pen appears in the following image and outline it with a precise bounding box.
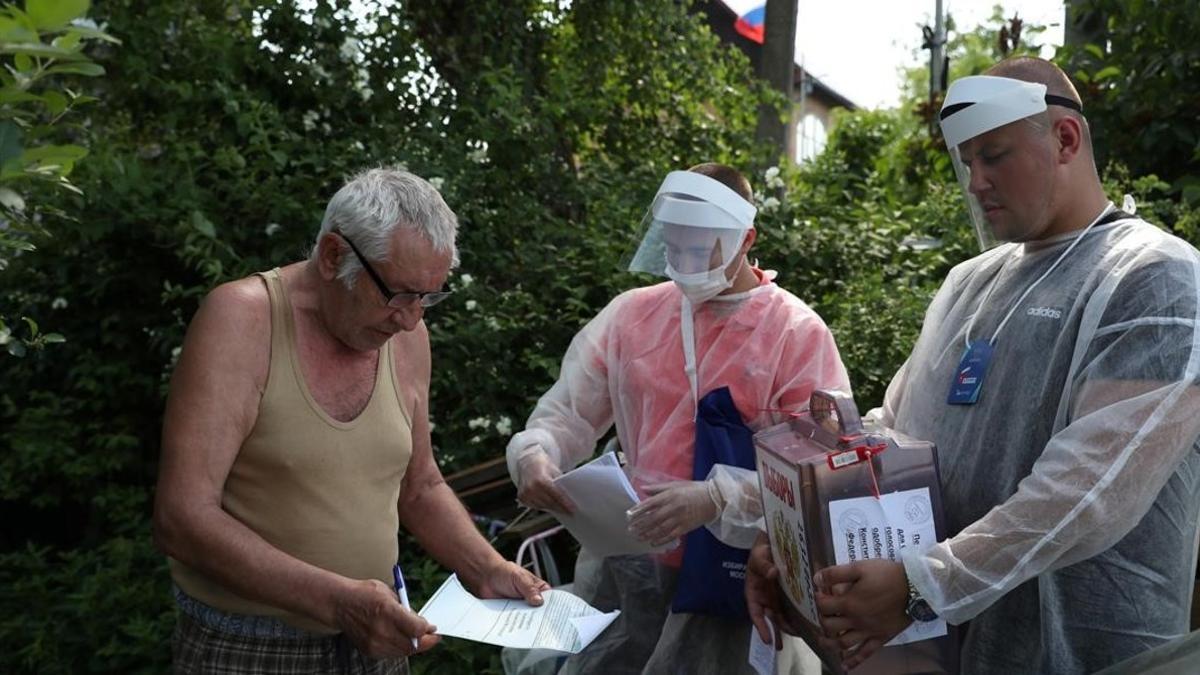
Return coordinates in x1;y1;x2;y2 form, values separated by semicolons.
392;563;420;650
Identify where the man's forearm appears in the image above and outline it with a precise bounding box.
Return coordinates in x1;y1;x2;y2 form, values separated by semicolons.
399;481;506;589
155;502;351;627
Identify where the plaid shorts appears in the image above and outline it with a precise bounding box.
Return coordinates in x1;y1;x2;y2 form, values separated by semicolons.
172;606;409;675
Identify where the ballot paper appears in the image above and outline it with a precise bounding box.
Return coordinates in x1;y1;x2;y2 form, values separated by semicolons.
748;616;778;675
417;574;619;653
550;452;668;557
827;487;948;646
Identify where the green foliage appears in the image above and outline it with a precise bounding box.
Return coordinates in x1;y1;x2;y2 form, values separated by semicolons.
0;1;766;672
754;108;974;408
0;0;115;355
1059;0;1200;204
1;2;1196;673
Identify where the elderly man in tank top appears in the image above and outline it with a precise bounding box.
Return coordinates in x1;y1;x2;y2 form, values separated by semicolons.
154;167;549;674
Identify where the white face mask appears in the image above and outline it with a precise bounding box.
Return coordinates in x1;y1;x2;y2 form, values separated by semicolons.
665;255;743;304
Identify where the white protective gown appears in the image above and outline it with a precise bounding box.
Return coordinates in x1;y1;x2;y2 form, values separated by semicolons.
873;215;1200;674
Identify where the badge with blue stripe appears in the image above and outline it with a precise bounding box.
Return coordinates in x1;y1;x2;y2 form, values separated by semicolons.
947;340;993;405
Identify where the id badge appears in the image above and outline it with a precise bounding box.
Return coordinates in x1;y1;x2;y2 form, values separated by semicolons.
947;340;993;405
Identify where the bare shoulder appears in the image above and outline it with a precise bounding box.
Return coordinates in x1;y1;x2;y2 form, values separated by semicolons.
166;275;273;424
187;276;272;376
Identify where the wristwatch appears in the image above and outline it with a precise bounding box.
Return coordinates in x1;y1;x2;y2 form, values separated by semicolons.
905;575;939;622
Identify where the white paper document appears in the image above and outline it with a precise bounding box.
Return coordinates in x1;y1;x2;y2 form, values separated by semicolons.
550;452;667;557
827;487;948;645
417;574;620;653
748;616;778;675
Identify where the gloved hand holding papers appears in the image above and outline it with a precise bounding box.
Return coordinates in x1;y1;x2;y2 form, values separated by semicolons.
549;452;674;557
417;575;619;653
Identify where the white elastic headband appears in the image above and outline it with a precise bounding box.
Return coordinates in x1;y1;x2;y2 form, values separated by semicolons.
653;170;756;229
940;76;1048;148
652;194;746;230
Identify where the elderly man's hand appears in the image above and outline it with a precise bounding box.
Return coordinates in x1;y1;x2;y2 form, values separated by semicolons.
471;560;551;606
745;531;802;651
516;452;575;514
333;578;440;658
813;559;911;669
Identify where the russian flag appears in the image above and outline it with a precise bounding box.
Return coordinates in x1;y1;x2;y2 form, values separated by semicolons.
721;0;766;44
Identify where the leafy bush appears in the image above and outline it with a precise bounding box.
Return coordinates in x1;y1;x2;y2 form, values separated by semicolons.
1;1;1196;673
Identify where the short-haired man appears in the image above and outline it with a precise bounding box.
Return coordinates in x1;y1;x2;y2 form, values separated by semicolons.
155;167;548;674
747;57;1200;674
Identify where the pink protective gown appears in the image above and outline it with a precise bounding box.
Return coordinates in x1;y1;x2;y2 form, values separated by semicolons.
507;268;850;565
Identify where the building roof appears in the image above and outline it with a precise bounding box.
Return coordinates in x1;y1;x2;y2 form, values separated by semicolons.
701;0;858;111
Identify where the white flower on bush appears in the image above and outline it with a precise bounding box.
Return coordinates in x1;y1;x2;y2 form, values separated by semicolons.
466;140;489;163
468;416;490;430
494;416;513;437
0;325;10;345
302;110;319;131
51;297;68;310
765;165;785;190
761;196;781;213
458;273;474;289
486;317;500;330
264;222;282;237
428;177;445;191
465;299;478;311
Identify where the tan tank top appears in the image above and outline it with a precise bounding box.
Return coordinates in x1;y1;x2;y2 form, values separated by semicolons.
170;268;414;633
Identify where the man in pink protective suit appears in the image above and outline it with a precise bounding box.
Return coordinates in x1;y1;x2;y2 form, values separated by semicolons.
505;163;850;674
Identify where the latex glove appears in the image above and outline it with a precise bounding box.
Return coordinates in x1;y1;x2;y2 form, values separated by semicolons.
516;451;575;514
627;480;722;547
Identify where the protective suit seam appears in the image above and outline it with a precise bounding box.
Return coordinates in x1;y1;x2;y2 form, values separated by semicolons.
1093;317;1199;338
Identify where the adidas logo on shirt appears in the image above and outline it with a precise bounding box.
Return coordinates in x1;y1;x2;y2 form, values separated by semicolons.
1026;306;1063;320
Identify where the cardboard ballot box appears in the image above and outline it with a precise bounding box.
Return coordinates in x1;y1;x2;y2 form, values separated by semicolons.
754;390;958;675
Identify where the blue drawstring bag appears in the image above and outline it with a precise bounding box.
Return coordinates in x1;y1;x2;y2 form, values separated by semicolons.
670;386;756;619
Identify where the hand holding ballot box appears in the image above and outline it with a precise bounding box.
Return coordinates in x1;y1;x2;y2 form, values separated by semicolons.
753;390;958;675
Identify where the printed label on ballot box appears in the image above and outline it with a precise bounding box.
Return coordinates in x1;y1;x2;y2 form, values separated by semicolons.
828;488;947;645
757;451;818;625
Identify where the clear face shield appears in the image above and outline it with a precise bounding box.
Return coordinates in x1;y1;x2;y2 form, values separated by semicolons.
626;171;756;279
939;76;1082;250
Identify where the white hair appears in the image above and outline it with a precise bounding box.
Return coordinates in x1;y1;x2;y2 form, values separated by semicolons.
311;166;460;288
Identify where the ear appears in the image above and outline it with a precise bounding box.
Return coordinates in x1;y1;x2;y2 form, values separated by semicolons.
740;227;757;255
316;232;345;281
1053;115;1084;165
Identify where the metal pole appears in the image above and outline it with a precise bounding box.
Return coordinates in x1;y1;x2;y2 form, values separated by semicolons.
931;0;945;99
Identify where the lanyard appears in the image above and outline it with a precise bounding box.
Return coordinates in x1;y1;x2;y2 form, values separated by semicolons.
964;202;1115;348
680;295;699;407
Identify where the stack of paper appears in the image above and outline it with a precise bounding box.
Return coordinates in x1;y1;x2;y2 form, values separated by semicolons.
550;453;669;557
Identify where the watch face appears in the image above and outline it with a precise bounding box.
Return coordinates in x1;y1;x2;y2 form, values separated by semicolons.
906;598;939;623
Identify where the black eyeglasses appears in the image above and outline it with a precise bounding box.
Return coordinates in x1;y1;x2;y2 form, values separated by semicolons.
334;232;452;309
